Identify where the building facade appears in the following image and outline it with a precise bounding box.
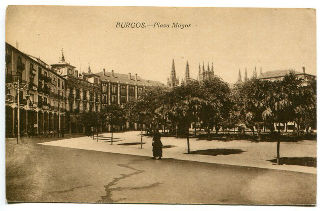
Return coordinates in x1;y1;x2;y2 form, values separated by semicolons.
5;43;67;137
5;42;165;137
258;67;316;82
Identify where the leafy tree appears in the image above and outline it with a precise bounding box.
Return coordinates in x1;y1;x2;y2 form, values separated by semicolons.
165;82;203;153
101;104;126;144
198;77;232;135
79;111;99;136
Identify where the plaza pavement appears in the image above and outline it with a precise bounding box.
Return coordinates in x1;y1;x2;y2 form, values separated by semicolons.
39;131;317;174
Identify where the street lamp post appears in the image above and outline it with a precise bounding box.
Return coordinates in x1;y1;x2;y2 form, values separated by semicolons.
6;75;28;144
58;94;61;137
17;77;20;144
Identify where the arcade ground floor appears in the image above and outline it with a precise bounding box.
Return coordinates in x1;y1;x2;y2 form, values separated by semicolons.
5;105;143;138
5;105;66;138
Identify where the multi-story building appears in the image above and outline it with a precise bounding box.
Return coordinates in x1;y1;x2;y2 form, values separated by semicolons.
51;54;102;133
51;50;165;132
258;67;316;82
5;43;67;137
96;68;164;106
5;42;166;137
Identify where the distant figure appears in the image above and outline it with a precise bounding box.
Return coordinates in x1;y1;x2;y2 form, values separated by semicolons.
152;131;163;160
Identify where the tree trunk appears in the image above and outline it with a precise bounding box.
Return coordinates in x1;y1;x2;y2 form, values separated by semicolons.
96;127;99;142
194;123;197;136
111;125;113;145
277;139;281;165
187;132;190;154
140;129;143;149
175;124;178;138
285;122;288;133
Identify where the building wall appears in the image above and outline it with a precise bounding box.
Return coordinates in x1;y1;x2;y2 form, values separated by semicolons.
5;42;164;136
5;43;67;137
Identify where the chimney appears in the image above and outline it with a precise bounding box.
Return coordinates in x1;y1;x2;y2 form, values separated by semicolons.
135;73;138;81
103;68;106;76
302;66;306;74
111;70;114;77
128;73;131;80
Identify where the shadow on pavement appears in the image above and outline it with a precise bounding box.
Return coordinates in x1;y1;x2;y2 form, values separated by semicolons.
118;142;146;145
268;157;317;167
163;145;176;148
187;148;245;156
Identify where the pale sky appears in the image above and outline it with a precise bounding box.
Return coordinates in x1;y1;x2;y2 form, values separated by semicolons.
6;6;316;84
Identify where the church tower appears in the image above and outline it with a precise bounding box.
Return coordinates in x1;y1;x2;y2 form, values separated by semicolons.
237;69;242;83
202;62;206;80
244;68;248;82
252;66;257;79
185;61;190;83
211;62;214;75
198;63;202;81
167;59;179;88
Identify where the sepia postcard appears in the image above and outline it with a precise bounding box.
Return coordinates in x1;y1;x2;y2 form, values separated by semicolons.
4;6;317;205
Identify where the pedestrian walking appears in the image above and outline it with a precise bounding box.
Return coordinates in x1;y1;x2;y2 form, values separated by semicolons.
152;131;163;160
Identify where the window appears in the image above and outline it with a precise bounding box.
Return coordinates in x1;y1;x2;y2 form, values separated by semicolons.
137;87;143;96
102;85;107;93
120;96;127;104
129;86;135;96
111;95;117;104
120;85;127;96
58;79;60;88
111;84;117;94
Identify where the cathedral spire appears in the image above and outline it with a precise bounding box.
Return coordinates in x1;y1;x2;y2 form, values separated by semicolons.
167;59;179;87
198;63;201;81
253;66;257;79
237;69;242;83
171;59;176;79
202;62;205;80
244;68;248;82
185;61;190;82
211;62;214;74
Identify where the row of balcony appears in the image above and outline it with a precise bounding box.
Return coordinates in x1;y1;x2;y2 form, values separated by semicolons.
39;74;52;83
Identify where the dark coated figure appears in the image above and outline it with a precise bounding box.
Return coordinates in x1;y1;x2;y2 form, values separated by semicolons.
152;131;163;160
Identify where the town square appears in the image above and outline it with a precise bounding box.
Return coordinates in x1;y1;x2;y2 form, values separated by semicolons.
4;6;317;205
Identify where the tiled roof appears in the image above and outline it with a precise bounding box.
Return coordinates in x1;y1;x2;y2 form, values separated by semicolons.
51;61;75;68
95;71;165;87
258;69;301;79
